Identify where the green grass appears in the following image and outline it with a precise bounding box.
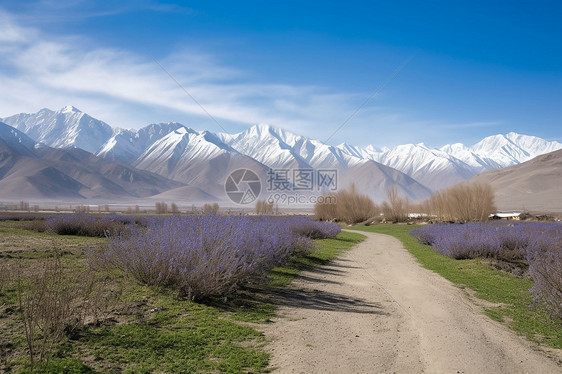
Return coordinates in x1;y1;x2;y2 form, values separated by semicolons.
268;231;367;288
349;224;562;349
76;289;270;374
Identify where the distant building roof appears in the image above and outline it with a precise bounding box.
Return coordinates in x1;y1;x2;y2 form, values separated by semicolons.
489;212;522;218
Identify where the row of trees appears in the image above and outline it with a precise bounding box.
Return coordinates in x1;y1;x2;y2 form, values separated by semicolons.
314;185;378;224
420;183;495;222
314;182;496;224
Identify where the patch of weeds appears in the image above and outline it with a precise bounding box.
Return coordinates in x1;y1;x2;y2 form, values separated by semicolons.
80;296;269;373
34;358;97;373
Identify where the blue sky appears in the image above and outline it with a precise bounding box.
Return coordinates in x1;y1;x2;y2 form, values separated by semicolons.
0;0;560;148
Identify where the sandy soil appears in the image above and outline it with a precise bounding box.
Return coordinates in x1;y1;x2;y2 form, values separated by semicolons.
262;231;561;374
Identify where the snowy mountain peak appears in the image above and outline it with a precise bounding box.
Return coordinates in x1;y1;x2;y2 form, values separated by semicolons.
440;143;468;153
60;105;81;114
243;123;270;139
1;105;113;154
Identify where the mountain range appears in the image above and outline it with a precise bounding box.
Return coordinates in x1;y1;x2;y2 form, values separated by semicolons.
1;106;561;208
0;121;183;200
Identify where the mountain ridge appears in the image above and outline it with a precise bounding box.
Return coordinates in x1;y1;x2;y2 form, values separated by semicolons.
0;121;185;201
467;148;562;213
2;107;561;204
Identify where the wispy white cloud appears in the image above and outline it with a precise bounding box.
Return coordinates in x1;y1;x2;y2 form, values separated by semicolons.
0;9;375;140
0;8;487;148
6;0;194;23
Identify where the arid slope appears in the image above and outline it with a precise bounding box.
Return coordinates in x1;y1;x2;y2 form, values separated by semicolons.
469;149;562;213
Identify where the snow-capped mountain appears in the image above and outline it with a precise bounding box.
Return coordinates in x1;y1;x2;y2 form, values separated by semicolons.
2;106;560;203
220;124;364;170
336;133;562;191
0;121;183;200
131;126;275;199
464;132;562;168
361;143;476;191
97;122;185;163
216;124;431;200
1;106;114;154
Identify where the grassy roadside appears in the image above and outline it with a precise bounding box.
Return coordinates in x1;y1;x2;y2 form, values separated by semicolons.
0;223;365;373
348;224;562;349
268;231;367;288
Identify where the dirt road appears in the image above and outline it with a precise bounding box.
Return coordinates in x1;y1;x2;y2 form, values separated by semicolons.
262;231;561;373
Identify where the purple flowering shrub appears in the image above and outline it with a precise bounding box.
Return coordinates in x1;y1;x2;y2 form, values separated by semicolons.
288;216;341;239
411;222;562;317
97;214;313;300
527;231;562;319
410;222;529;260
101;213;137;225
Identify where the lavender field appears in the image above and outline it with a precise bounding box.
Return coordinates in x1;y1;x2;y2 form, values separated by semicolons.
87;214;340;300
410;222;562;318
0;212;345;372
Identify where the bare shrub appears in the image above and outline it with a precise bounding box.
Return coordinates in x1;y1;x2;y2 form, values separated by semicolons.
382;186;409;223
171;203;180;214
0;262;14;295
45;213;131;237
75;205;90;214
255;199;274;215
155;202;168;214
315;184;378;224
203;203;220;215
423;182;496;222
19;201;30;211
314;197;338;221
16;250;99;369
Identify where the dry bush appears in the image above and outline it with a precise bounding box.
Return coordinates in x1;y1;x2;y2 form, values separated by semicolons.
203;203;220;215
381;186;409;223
155;201;168;214
16;250;103;369
19;201;30;211
423;182;496;222
315;184;378;224
75;205;91;213
314;197;338;221
0;262;14;295
255;199;274;215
